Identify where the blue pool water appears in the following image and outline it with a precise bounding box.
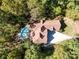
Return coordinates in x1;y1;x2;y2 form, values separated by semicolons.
19;26;29;39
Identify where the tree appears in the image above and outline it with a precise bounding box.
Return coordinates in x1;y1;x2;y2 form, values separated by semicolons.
23;41;42;59
27;0;42;20
7;48;22;59
0;43;7;59
66;0;79;20
61;39;79;59
1;0;29;16
27;0;57;20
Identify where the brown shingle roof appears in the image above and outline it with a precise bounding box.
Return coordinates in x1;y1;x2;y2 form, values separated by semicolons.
43;20;61;31
29;20;61;44
30;26;47;44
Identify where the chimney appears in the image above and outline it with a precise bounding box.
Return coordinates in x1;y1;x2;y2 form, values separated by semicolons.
40;20;43;24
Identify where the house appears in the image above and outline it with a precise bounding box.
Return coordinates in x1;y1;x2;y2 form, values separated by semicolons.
17;19;72;44
29;20;61;44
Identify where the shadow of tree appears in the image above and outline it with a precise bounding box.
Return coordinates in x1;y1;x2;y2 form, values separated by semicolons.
76;37;79;41
60;18;67;32
39;45;54;58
